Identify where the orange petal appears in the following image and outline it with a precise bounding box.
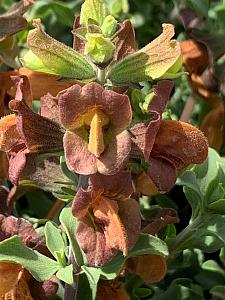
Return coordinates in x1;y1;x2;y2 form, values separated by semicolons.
136;171;158;196
94;196;128;255
181;39;208;74
17;67;78;98
0;262;22;295
153;120;208;169
127;254;167;283
0;114;19;151
200;104;224;151
4;269;33;300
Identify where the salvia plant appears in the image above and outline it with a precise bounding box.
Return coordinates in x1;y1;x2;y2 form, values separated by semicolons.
0;0;225;299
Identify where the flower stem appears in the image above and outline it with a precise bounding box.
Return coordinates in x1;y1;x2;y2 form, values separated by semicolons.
97;68;106;85
180;94;195;122
64;175;88;300
168;216;202;264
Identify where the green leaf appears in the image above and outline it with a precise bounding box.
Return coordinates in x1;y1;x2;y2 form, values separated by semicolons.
27;19;96;80
202;260;225;279
21;50;57;75
0;236;60;281
150;283;204;300
107;24;181;84
210;285;225;299
80;0;109;26
81;266;101;300
208;199;225;214
59;206;84;266
101;233;168;279
187;0;210;17
56;264;73;284
44;221;66;264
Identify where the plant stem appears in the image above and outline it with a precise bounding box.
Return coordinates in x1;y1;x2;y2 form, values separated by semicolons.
97;68;106;85
46;199;65;220
168;216;202;264
64;175;88;300
180;94;195;122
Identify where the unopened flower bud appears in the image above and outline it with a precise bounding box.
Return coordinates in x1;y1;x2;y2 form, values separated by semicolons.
85;33;115;64
101;15;118;37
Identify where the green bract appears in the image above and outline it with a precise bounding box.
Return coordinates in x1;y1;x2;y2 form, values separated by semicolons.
80;0;109;25
107;23;182;84
26;19;96;80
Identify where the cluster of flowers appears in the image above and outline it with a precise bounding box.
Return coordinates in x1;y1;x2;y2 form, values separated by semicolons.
0;0;208;294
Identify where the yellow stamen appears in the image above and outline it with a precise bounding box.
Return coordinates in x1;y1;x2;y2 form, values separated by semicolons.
83;108;109;157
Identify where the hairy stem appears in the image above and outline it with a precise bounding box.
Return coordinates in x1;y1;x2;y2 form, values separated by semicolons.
168;216;202;264
64;175;89;300
97;68;106;85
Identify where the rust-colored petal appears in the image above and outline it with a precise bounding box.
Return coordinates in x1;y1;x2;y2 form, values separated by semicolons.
130;80;173;161
0;214;38;243
152;120;208;170
90;170;133;197
181;39;208;74
76;215;117;266
29;276;58;300
0;0;33;41
97;130;131;175
148;80;174;116
72;16;85;53
117;198;141;250
63;131;97;175
40;94;60;123
11;75;33;107
130;117;160;161
200;104;224;151
147;157;177;193
127;254;167;283
136;172;159;196
8;146;36;185
113;20;136;61
72;189;98;219
58;83;132;132
0;262;22;296
142;208;179;235
0;114;19;151
9;98;64;153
